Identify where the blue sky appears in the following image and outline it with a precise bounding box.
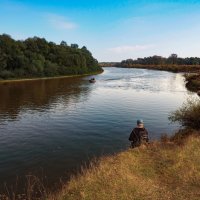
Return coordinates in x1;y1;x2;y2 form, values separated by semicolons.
1;0;200;61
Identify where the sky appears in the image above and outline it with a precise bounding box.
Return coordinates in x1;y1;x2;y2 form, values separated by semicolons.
1;0;200;62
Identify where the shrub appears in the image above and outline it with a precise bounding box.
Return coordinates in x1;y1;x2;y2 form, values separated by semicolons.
0;70;14;79
169;98;200;130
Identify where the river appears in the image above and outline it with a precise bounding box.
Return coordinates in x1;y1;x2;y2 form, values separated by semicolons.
0;67;197;191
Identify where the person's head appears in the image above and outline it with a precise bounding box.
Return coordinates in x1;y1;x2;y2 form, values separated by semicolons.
137;119;144;128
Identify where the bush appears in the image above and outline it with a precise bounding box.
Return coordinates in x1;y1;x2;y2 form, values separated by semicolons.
169;98;200;130
0;70;15;79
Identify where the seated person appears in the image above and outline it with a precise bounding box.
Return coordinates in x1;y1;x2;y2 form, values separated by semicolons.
129;119;149;148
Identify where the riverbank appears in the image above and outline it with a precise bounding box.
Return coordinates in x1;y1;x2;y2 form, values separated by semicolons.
185;74;200;93
48;98;200;200
48;130;200;200
2;130;199;200
113;64;200;73
0;69;103;84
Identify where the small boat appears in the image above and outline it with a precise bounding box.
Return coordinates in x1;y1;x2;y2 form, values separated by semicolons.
89;78;96;83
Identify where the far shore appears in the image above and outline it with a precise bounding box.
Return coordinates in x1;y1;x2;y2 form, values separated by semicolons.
0;70;103;84
100;64;200;72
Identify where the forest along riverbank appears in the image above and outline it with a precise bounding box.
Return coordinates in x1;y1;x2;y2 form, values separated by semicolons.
0;34;102;81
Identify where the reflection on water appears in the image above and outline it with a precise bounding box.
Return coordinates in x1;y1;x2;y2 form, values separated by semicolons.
0;77;91;122
0;67;197;191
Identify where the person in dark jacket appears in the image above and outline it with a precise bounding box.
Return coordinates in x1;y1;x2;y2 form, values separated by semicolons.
129;119;149;148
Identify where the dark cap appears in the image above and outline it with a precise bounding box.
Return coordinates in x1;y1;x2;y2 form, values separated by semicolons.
137;119;144;125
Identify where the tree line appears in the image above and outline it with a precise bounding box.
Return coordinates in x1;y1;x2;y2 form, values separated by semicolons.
0;34;102;79
119;54;200;67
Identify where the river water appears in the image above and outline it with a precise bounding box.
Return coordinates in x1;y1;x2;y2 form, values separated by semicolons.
0;67;197;191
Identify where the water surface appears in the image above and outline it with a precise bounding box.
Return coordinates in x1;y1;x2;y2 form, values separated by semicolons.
0;67;197;190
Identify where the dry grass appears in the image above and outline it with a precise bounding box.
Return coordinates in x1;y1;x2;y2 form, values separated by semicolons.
185;74;200;92
48;134;200;200
119;64;200;73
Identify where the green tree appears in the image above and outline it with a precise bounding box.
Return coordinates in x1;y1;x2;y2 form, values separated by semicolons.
167;54;178;64
71;44;79;49
60;41;68;46
0;34;101;79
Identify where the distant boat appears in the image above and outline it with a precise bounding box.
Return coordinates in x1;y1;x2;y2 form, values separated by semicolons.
89;78;96;83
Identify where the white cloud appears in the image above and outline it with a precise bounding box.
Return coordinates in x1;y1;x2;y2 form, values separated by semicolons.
108;45;154;54
47;14;78;30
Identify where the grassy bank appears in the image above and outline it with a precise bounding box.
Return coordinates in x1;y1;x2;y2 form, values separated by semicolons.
185;74;200;93
115;64;200;73
0;69;103;84
49;132;200;200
